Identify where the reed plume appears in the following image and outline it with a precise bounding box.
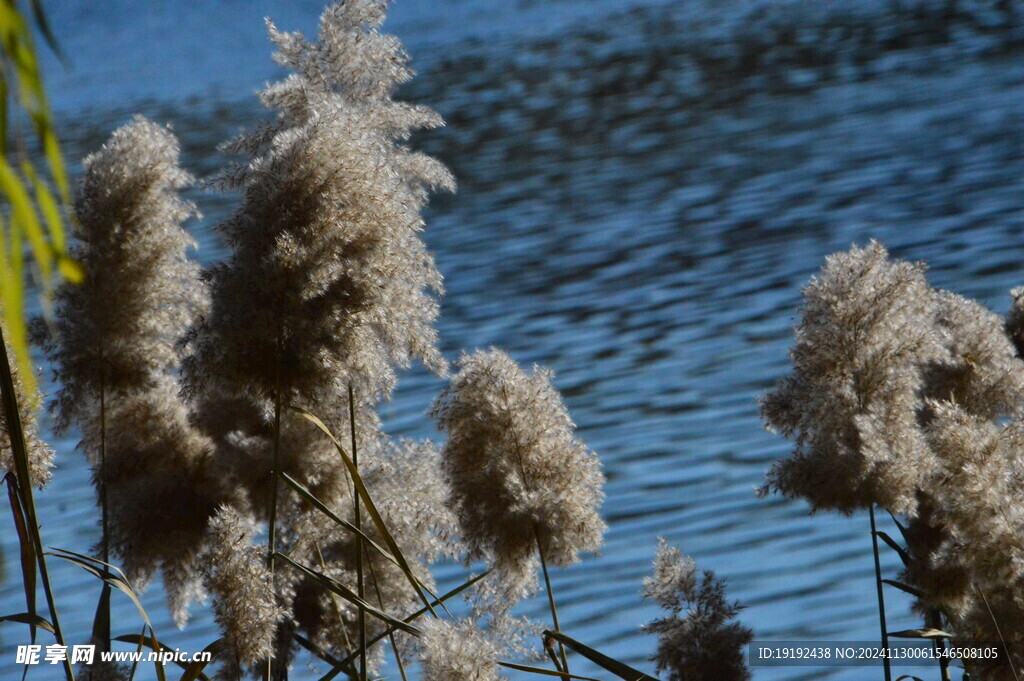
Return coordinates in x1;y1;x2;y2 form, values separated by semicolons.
204;506;287;677
182;0;454;410
0;338;53;487
642;539;752;681
40;116;216;623
431;348;606;607
418;619;506;681
43;115;205;429
760;240;947;516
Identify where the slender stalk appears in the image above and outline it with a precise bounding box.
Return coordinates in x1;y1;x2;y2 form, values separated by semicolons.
365;542;409;681
869;506;892;681
0;329;74;681
536;527;569;674
349;385;366;681
925;609;950;681
97;370;111;654
266;380;283;681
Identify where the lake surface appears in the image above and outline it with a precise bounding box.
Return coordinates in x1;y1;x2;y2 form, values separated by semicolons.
3;1;1024;679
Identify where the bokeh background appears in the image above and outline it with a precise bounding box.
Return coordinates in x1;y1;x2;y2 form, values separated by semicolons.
3;1;1024;679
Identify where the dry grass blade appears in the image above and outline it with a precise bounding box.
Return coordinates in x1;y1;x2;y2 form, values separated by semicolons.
274;552;421;635
281;471;403;570
888;629;953;639
293;407;438;617
543;631;659;681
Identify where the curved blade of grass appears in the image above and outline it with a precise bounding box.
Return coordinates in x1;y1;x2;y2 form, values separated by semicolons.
543;631;658;681
882;579;924;599
282;470;451;615
498;661;603;681
91;583;112;651
333;571;491;673
281;472;398;568
874;531;910;567
274;552;420;635
293;407;436;617
126;625;146;681
177;637;222;681
49;548;154;631
0;612;53;632
113;633;203;681
4;473;36;643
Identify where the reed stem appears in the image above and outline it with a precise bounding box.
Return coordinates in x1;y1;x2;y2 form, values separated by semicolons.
869;505;892;681
349;384;366;681
266;384;283;681
536;527;569;674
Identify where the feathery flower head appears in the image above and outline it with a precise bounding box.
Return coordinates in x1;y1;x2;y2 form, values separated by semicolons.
642;539;752;681
45;115;204;431
184;0;453;409
89;377;232;625
431;348;606;606
418;618;506;681
0;340;53;487
924;290;1024;420
760;241;946;516
204;505;286;672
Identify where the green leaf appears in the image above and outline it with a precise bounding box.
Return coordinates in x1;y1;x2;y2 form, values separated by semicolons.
293;407;437;617
543;631;659;681
0;612;53;633
274;552;420;635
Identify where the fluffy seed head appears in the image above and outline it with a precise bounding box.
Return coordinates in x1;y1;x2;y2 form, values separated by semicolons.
204;506;285;671
44;115;204;431
642;539;752;681
183;0;453;409
760;241;947;516
432;348;606;607
0;341;53;487
418;619;506;681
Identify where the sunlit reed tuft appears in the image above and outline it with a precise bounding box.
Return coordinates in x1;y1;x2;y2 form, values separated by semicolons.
431;348;606;607
0;339;53;487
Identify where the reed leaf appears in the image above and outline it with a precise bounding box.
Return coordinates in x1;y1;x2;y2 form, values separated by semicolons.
0;612;53;632
874;531;910;567
49;547;154;632
0;324;72;680
4;473;36;642
176;638;223;681
293;407;438;617
882;579;925;599
543;631;659;681
889;629;953;639
274;552;421;635
330;571;491;676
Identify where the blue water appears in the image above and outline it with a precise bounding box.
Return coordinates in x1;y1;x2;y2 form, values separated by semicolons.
4;1;1024;679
